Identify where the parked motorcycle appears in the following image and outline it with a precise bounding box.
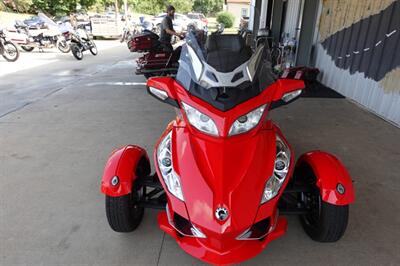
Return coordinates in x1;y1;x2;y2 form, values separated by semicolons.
128;30;182;79
0;29;19;62
13;13;70;53
129;29;205;79
101;32;355;265
120;22;142;43
70;26;97;60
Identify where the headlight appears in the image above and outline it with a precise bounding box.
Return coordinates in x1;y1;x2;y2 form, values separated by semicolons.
229;104;266;136
261;136;291;204
157;132;184;201
181;102;218;136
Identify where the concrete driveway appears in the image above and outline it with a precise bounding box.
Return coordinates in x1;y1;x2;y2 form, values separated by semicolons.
1;41;399;265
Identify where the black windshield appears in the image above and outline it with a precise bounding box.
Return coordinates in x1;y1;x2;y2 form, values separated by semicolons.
176;32;276;111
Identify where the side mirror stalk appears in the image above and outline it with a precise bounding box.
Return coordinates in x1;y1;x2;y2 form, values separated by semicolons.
270;79;305;110
147;86;180;108
146;77;180;108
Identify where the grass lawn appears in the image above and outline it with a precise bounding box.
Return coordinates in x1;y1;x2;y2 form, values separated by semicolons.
207;17;238;34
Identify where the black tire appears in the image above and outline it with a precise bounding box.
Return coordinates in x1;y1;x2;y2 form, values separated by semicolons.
21;45;34;52
143;73;154;79
89;41;98;56
301;201;349;242
105;192;144;232
120;32;126;42
57;39;71;53
298;163;349;242
2;41;20;62
71;44;83;60
105;157;150;232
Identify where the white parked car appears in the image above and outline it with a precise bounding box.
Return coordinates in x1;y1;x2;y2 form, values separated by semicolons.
152;13;190;33
187;12;208;30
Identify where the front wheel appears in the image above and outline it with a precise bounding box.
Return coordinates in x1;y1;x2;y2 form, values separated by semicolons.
120;31;127;42
57;39;70;53
89;41;97;56
298;164;349;242
71;44;83;60
105;189;144;232
2;41;20;62
21;45;34;52
301;201;349;242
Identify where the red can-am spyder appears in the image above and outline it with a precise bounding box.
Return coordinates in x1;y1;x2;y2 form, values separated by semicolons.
101;32;355;265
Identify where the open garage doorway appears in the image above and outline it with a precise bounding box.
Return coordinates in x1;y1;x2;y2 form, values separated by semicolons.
254;0;320;67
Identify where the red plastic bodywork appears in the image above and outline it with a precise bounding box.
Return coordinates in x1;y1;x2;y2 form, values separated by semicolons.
101;145;149;197
296;151;355;205
148;77;304;264
158;211;287;265
102;76;355;264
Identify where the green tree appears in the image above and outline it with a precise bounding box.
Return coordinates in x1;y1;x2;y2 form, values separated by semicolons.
217;11;234;28
128;0;193;15
31;0;97;15
193;0;223;15
2;0;33;12
168;0;193;14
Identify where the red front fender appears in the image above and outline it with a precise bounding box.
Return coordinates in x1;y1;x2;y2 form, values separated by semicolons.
100;145;150;197
296;151;355;205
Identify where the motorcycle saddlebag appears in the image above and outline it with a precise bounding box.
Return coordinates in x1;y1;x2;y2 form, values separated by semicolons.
128;30;160;52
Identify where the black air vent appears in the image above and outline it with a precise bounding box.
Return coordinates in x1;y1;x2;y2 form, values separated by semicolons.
205;70;218;82
231;71;244;82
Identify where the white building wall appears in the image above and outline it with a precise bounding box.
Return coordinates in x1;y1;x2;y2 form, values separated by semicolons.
282;0;302;39
258;0;269;29
226;3;250;27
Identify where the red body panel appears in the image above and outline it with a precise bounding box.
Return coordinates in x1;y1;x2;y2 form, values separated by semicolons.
101;75;355;264
296;151;355;205
101;145;149;197
150;79;303;265
147;77;178;99
158;211;287;265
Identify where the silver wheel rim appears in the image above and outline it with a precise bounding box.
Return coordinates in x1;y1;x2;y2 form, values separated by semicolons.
4;44;17;59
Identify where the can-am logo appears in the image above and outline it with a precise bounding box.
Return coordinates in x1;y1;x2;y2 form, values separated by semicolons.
215;207;229;221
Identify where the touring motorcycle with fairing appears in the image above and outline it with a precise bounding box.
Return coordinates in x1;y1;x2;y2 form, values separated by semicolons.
13;13;70;53
101;32;354;265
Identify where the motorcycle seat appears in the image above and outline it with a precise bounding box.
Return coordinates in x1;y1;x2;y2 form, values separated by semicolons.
205;34;252;73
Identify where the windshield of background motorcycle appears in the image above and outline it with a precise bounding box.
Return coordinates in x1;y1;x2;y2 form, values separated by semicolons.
176;31;271;91
38;13;58;27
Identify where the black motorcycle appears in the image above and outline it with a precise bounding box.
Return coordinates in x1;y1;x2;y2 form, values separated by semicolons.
0;29;19;62
70;27;97;60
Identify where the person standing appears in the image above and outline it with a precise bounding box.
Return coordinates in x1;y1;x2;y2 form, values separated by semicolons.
159;5;185;52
